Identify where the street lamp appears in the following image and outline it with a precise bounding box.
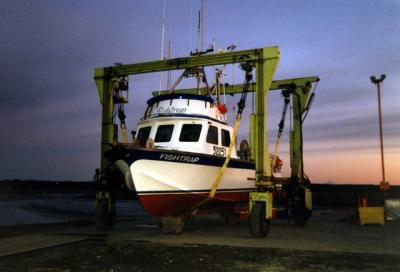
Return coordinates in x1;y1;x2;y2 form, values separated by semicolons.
370;74;389;195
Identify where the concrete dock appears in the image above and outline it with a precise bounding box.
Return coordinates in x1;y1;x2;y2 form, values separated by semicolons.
0;208;399;271
71;208;400;255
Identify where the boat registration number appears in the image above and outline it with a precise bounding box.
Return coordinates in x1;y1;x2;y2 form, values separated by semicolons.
213;146;226;157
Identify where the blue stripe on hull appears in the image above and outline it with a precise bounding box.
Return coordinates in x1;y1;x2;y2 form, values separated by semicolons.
122;148;255;170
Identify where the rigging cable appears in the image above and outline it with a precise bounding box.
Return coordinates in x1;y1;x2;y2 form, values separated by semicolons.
116;77;129;144
302;81;318;123
271;86;292;170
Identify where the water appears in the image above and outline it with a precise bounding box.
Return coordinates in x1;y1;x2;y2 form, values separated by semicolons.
0;193;147;226
0;200;61;225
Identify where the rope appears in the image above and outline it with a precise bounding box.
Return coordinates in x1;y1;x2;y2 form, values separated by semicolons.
222;66;226;104
209;114;241;198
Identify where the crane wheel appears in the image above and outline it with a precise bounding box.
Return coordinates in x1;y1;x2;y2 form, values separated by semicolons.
239;139;250;160
249;202;270;238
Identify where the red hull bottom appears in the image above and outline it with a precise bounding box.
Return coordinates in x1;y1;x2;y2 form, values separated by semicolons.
138;191;251;217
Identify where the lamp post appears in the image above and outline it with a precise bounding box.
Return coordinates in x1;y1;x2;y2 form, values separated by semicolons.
370;74;389;198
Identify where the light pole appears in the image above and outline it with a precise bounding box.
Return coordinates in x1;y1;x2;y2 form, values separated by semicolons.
370;74;389;198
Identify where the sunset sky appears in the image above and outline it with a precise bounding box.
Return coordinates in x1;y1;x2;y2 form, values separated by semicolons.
0;0;399;184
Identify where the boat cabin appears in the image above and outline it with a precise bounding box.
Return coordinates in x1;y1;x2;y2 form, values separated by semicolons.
134;94;238;158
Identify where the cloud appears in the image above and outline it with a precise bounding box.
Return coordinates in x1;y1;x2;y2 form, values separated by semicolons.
0;0;399;182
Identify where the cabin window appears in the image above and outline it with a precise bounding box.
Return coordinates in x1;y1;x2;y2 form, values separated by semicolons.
221;129;231;147
179;124;202;142
206;125;218;145
155;125;174;142
137;126;151;141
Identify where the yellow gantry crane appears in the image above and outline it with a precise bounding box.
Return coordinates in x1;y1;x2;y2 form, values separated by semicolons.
94;47;319;237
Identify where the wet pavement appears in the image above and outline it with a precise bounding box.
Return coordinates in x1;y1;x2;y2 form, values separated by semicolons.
1;193;400;271
0;192;145;226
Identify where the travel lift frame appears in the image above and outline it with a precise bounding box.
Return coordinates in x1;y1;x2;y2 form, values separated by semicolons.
94;47;319;237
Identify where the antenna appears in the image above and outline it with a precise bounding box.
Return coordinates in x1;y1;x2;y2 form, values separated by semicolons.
196;0;205;53
201;0;204;51
159;0;167;94
189;0;193;52
197;10;201;52
167;41;171;90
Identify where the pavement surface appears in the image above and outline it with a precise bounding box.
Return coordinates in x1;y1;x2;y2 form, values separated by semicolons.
66;208;400;256
0;208;399;271
0;234;89;257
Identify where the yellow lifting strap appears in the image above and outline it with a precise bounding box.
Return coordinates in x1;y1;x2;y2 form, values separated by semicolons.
190;113;242;211
271;134;281;171
121;126;128;144
209;114;241;199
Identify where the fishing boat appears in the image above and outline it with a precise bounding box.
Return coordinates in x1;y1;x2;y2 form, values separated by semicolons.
106;91;283;218
101;1;287;219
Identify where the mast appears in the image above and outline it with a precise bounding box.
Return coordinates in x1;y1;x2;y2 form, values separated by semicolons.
159;0;167;94
167;41;171;90
201;0;204;51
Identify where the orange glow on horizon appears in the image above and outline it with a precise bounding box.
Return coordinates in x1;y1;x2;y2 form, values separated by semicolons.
274;136;399;185
300;151;400;185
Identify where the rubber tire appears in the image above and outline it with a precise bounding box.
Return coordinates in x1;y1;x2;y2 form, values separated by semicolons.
95;198;116;231
249;202;270;238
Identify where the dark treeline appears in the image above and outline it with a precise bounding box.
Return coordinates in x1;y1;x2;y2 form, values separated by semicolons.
0;180;399;207
0;179;94;191
311;184;400;207
0;180;138;199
